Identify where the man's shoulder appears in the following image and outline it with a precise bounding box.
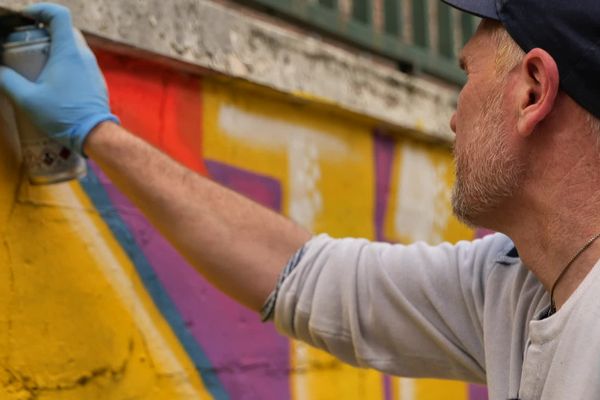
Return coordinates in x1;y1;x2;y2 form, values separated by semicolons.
453;232;521;270
482;232;520;266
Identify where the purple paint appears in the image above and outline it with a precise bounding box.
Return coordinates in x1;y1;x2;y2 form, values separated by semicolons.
204;160;281;212
469;384;489;400
475;228;495;239
374;131;395;242
90;161;290;400
383;375;393;400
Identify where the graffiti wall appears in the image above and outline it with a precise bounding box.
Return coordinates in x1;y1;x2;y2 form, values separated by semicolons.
0;46;486;399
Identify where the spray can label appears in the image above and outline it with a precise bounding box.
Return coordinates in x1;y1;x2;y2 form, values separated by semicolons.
1;24;87;185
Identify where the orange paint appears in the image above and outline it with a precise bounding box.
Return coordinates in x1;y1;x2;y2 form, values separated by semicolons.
96;51;207;175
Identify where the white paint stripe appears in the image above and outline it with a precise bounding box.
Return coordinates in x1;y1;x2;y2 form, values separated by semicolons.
394;144;450;244
399;378;415;400
218;105;350;156
50;183;202;398
218;105;350;231
219;105;355;398
293;342;310;400
288;136;322;231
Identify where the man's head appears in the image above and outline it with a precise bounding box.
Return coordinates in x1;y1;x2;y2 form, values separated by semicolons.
444;0;600;228
443;0;600;120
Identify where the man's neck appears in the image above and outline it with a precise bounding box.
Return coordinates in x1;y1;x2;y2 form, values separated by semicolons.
493;152;600;312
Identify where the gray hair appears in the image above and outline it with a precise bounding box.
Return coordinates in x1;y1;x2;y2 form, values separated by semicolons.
487;21;600;137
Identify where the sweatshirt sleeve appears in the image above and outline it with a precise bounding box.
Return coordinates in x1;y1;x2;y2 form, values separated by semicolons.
274;233;513;383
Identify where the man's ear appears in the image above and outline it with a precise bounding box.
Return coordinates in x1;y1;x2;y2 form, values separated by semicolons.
516;48;560;137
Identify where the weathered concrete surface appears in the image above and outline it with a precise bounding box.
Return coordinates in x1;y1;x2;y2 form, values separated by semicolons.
0;0;459;143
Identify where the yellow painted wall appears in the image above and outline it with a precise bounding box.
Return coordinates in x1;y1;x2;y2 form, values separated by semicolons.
202;78;477;400
0;102;213;398
0;48;479;399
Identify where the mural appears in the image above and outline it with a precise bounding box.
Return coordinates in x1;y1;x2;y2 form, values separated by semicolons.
0;46;485;399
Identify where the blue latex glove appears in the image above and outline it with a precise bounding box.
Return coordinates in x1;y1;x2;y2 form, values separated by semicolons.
0;3;119;155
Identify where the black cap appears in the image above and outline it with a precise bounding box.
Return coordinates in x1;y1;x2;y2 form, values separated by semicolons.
442;0;600;119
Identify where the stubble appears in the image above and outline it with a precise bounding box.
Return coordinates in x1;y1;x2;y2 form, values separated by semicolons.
451;86;525;227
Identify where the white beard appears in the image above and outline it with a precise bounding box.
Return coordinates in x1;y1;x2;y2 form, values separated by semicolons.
451;87;525;227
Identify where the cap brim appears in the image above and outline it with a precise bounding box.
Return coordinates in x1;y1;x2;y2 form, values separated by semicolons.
441;0;500;20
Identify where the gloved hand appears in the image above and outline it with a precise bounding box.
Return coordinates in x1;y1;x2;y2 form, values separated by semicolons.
0;3;119;155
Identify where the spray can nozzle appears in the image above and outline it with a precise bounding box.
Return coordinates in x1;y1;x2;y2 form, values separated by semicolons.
0;13;38;37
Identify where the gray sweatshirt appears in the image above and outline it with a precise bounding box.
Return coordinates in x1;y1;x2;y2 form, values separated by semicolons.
273;233;600;400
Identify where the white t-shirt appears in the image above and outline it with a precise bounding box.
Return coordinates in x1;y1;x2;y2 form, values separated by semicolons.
273;233;600;400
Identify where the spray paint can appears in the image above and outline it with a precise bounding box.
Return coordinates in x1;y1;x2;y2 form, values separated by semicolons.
1;23;87;184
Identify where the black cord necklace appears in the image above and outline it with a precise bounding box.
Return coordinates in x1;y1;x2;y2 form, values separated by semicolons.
549;231;600;315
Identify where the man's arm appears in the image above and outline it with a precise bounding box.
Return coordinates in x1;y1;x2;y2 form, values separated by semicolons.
272;233;513;383
0;3;310;312
84;122;311;311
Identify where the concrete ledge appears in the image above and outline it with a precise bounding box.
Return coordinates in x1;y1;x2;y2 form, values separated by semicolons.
0;0;459;143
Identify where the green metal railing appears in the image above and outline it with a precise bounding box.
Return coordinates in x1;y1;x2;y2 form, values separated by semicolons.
239;0;478;85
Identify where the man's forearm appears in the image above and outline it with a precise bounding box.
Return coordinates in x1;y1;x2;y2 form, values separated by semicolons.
85;121;312;311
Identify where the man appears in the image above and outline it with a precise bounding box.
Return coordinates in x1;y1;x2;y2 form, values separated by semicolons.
1;1;599;399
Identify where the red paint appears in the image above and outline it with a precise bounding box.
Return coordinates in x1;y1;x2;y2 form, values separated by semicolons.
95;50;207;175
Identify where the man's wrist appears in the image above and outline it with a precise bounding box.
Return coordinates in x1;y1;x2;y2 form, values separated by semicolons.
82;120;121;158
